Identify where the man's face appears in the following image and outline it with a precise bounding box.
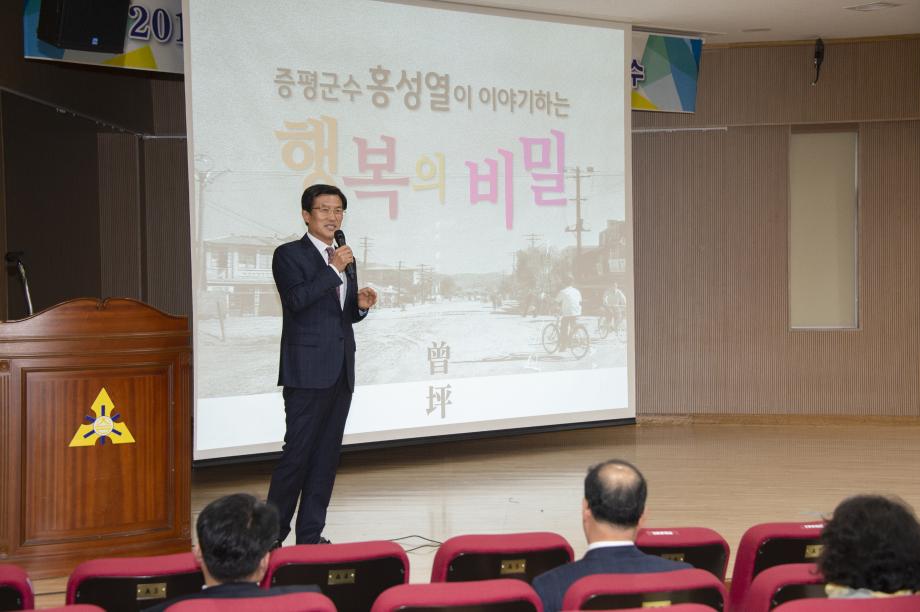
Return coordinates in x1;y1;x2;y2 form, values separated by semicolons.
302;193;344;244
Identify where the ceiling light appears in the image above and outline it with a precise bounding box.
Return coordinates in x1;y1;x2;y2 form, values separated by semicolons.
844;2;902;11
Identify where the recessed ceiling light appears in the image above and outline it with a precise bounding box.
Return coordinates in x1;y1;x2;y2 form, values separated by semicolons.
741;27;772;32
844;1;902;11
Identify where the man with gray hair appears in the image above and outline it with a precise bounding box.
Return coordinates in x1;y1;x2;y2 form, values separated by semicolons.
532;459;690;612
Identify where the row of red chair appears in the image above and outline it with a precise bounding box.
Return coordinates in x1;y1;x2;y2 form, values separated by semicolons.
3;522;920;610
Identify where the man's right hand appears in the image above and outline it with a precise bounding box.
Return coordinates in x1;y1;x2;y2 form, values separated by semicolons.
330;246;354;272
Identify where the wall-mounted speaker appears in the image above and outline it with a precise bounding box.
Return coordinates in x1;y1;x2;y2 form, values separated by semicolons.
36;0;131;54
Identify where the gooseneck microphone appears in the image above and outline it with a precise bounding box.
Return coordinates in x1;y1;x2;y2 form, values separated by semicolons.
333;230;357;281
5;251;34;316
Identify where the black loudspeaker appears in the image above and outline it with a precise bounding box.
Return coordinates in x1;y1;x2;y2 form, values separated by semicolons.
37;0;131;54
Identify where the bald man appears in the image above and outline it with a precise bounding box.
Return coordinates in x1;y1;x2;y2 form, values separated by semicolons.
532;459;691;612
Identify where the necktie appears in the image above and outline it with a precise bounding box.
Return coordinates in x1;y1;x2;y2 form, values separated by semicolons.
326;247;341;301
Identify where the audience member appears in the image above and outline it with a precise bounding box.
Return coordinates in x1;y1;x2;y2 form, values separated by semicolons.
532;459;690;612
818;494;920;599
148;493;318;611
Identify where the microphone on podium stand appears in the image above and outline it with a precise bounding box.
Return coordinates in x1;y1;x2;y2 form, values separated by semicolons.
333;230;357;282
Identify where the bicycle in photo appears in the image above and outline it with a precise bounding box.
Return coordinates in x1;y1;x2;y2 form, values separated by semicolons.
542;316;590;359
597;307;627;342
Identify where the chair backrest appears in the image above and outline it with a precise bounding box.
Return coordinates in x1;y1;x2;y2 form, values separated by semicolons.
263;541;409;611
371;579;542;612
612;605;722;612
635;527;730;580
774;594;920;611
430;532;573;583
742;563;826;612
562;568;728;611
728;521;824;611
0;564;33;611
66;552;204;610
165;591;337;611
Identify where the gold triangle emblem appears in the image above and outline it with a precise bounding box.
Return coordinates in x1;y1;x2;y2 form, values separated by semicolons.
69;388;136;447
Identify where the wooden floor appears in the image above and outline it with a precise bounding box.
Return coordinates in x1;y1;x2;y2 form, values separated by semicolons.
32;418;920;608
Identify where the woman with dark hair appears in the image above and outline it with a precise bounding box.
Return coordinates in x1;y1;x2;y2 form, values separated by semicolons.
818;494;920;599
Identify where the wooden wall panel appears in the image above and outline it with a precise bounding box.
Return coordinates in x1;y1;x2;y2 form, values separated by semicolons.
633;38;920;129
0;93;6;321
635;121;920;416
97;134;143;301
150;80;186;136
858;121;920;413
2;93;101;319
854;39;920;122
143;138;192;317
0;360;8;557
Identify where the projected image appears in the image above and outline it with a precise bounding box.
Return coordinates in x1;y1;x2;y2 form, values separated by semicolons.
187;0;631;457
194;193;629;398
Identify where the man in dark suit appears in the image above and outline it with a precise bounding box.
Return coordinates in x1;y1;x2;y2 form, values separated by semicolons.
532;459;691;612
146;494;318;611
267;184;377;545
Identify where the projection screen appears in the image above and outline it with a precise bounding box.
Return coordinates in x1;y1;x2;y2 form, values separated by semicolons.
184;0;634;460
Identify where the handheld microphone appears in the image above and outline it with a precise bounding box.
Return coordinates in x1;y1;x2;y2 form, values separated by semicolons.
4;251;24;263
333;230;357;281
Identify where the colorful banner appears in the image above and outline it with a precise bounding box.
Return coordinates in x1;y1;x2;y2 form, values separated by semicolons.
23;0;183;74
631;32;702;113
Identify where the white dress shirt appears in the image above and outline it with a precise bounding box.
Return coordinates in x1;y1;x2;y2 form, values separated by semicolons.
306;231;345;310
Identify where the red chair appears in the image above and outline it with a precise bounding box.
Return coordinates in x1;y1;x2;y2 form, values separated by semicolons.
263;541;408;611
636;527;730;580
431;532;573;583
613;606;720;612
371;579;542;612
774;594;920;611
0;564;33;611
66;552;204;610
562;568;728;610
165;591;336;611
728;521;824;611
741;563;826;612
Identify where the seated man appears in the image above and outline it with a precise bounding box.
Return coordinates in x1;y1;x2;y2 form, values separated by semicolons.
533;459;690;612
148;493;318;611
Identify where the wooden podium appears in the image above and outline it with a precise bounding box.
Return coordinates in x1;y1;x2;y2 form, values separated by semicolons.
0;298;192;577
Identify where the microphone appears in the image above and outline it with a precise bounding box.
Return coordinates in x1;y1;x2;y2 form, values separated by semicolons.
4;251;24;263
333;230;357;281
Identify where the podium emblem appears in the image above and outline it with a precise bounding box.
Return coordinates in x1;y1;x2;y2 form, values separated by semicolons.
69;387;136;447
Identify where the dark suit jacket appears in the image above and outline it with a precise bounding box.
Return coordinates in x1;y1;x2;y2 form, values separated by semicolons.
146;581;319;611
273;233;366;391
532;544;693;612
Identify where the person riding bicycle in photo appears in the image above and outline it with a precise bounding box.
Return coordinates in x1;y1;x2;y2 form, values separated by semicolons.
602;282;627;334
555;274;582;350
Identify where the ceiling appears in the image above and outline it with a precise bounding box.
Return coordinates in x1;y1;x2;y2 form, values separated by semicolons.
444;0;920;44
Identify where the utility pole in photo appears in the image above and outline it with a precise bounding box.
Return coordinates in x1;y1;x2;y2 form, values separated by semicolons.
565;166;593;256
417;263;431;302
359;236;373;272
